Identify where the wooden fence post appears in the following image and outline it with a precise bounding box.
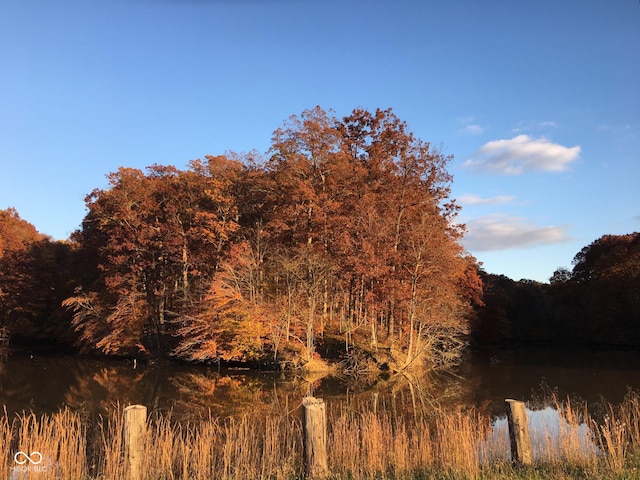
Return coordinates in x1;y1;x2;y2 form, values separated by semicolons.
302;396;329;478
124;404;147;480
505;399;532;465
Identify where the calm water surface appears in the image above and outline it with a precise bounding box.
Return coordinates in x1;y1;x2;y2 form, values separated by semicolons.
2;346;640;421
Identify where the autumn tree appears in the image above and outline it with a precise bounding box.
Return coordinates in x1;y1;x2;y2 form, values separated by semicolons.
0;208;43;325
334;108;476;368
0;208;78;346
173;241;271;362
260;107;480;369
265;106;343;362
0;208;45;259
172;155;279;363
60;107;483;367
65;164;240;356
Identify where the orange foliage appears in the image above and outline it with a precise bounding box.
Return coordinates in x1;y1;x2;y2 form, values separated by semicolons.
57;107;483;365
0;207;45;259
174;244;270;362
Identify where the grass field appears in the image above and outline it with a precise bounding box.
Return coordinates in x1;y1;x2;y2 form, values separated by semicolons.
2;391;640;479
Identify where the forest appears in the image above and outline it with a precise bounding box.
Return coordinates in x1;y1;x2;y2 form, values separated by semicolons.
0;107;639;371
475;232;640;346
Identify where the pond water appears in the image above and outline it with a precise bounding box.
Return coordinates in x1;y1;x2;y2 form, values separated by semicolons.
483;406;598;462
2;345;640;423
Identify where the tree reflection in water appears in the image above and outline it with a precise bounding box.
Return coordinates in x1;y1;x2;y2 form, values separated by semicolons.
2;348;640;432
0;353;477;421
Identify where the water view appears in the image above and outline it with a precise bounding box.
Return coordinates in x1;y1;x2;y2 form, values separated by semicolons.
4;346;640;479
3;346;640;420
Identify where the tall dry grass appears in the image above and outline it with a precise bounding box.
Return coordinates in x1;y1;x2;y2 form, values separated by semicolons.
95;411;301;480
1;408;87;480
2;391;640;479
589;390;640;476
1;408;12;480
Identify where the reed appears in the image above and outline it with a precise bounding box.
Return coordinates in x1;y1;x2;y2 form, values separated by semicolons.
589;392;640;476
5;408;87;480
1;407;12;480
2;392;640;479
433;407;484;477
552;395;592;464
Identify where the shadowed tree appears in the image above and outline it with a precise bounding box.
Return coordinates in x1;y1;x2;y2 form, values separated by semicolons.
0;208;79;346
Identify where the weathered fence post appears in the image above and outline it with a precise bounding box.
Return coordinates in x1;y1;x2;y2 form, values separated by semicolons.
124;404;147;480
505;399;532;465
302;396;329;478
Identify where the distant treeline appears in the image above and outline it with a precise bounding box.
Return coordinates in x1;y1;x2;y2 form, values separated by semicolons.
0;108;638;369
474;232;640;346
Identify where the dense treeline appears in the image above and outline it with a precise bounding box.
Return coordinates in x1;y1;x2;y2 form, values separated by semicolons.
0;107;481;371
474;232;640;346
0;208;79;347
2;108;638;368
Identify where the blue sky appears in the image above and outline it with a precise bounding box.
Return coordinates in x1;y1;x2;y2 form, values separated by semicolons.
1;0;638;282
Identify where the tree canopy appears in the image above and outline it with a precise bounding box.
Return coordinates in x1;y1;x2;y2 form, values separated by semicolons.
7;107;638;368
59;106;481;369
0;208;45;259
473;232;640;346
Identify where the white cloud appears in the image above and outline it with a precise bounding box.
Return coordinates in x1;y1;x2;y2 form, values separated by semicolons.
461;124;485;135
462;214;571;251
464;135;580;175
458;194;515;206
456;116;486;135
